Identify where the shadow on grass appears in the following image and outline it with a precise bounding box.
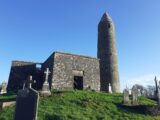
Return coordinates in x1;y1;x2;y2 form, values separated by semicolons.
44;114;70;120
52;90;75;95
44;114;61;120
116;103;160;116
116;103;147;114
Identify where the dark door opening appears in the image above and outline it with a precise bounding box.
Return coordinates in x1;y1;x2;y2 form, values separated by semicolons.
73;76;83;90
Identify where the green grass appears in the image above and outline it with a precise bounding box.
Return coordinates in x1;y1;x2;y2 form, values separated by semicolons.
0;92;16;102
0;90;160;120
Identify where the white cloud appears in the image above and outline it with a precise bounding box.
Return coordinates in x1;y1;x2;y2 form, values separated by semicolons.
126;74;160;89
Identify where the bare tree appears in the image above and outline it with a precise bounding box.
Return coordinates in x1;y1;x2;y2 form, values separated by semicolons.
146;85;156;98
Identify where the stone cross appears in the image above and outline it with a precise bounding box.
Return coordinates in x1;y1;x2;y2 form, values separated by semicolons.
27;75;36;89
109;83;112;93
40;68;51;97
44;68;51;83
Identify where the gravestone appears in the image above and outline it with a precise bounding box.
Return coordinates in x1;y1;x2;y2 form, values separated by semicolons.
14;75;39;120
123;88;130;104
132;86;139;105
40;68;51;97
109;83;112;93
0;81;7;94
27;75;36;88
14;88;39;120
22;75;36;90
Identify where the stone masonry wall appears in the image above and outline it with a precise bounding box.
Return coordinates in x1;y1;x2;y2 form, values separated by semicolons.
51;52;100;91
8;52;101;92
42;53;55;89
7;61;42;92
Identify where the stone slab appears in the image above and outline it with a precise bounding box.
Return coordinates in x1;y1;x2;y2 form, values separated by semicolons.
14;88;39;120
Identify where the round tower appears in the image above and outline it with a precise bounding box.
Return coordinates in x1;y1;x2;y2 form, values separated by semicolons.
97;12;120;93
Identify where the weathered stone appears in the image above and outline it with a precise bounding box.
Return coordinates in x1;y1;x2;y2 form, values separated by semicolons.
43;52;100;91
14;88;39;120
7;61;43;92
109;83;112;93
40;68;51;97
0;81;7;94
26;75;36;89
6;12;121;93
123;88;130;104
0;101;16;110
97;12;120;93
132;86;139;105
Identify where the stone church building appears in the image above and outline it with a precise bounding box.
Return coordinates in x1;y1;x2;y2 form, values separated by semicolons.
7;12;120;93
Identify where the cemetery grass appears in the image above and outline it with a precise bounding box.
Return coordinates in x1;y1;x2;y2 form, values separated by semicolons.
1;90;160;120
0;92;16;102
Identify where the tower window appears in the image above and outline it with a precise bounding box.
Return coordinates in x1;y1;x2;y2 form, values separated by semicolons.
108;23;111;28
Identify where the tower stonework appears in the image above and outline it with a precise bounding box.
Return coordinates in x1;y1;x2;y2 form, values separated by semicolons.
98;12;120;93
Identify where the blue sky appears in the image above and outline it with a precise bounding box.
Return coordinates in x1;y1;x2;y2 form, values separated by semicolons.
0;1;160;91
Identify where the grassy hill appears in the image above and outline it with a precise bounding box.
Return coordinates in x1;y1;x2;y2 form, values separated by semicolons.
0;90;160;120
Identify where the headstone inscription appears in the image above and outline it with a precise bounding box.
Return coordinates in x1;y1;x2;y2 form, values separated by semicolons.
14;76;39;120
40;68;51;97
123;88;130;104
132;86;139;105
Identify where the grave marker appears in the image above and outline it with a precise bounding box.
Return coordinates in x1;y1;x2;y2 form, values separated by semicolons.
123;88;130;104
14;88;39;120
40;68;51;97
132;86;139;105
0;81;7;94
109;83;112;93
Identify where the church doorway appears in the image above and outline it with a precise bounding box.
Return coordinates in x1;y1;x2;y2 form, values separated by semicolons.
73;76;83;90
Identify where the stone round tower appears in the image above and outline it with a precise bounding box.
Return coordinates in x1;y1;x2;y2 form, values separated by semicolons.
97;12;120;93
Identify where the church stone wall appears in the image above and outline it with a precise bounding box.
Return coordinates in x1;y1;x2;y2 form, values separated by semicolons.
7;52;101;92
42;53;55;89
51;52;100;91
7;61;42;92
